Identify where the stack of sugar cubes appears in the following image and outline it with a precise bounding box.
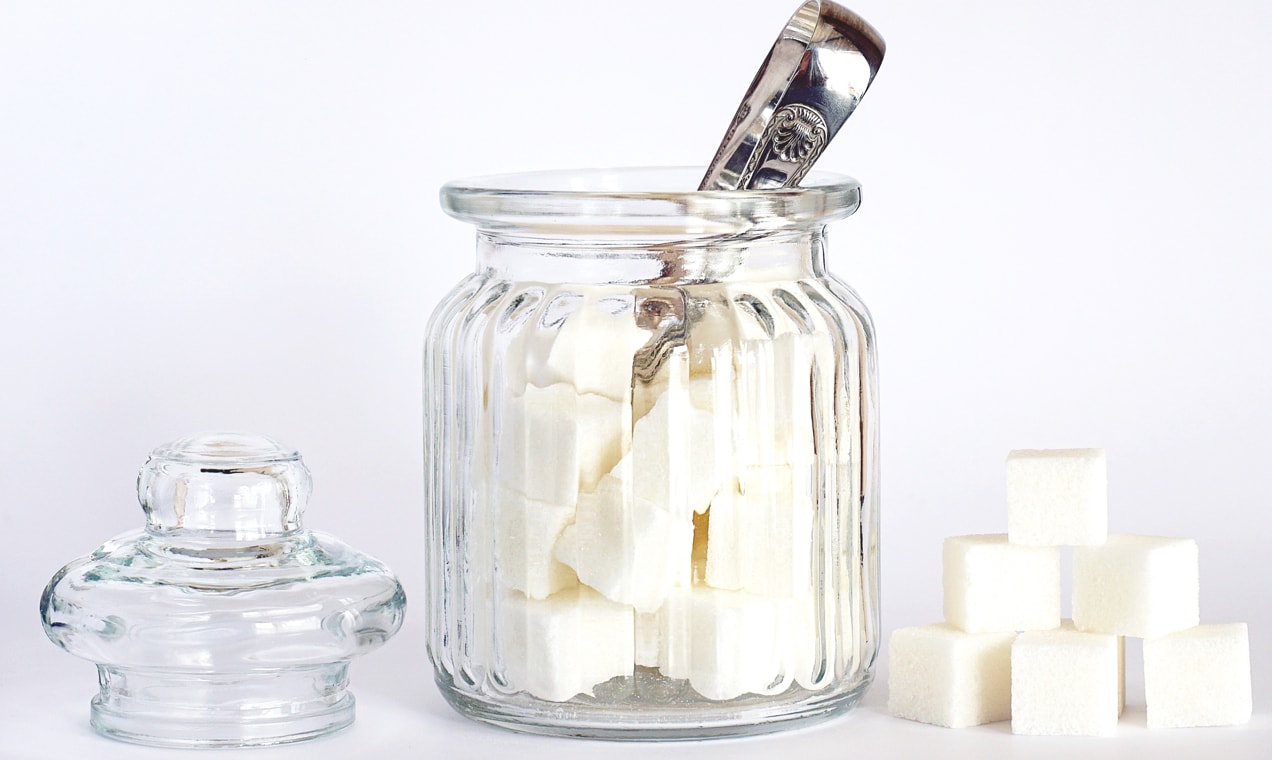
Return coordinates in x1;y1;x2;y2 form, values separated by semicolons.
888;448;1252;735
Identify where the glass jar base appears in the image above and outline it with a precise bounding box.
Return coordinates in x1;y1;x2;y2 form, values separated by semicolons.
89;665;355;748
437;670;874;741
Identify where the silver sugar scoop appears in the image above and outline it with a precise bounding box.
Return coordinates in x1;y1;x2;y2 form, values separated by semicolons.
699;1;884;190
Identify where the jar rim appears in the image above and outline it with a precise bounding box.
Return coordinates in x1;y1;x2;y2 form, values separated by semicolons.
439;167;861;238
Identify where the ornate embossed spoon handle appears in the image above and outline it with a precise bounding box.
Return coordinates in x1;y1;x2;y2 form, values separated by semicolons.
699;1;884;191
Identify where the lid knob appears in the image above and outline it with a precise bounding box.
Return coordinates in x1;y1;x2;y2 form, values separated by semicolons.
137;432;311;538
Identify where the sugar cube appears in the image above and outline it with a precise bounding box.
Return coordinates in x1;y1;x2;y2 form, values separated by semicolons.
705;467;814;597
1006;448;1107;546
1011;628;1120;736
493;488;577;599
887;624;1015;728
618;380;722;517
496;586;634;702
504;291;650;401
943;534;1060;633
658;586;804;701
682;293;736;377
1072;535;1199;638
1061;619;1124;715
1144;623;1252;728
493;290;556;397
553;475;694;613
634;611;660;668
732;333;822;468
496;383;627;505
785;592;832;691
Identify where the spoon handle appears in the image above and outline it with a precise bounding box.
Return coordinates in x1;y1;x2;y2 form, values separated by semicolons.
699;1;885;191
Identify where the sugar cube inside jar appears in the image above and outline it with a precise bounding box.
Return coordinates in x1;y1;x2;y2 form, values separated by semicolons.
425;167;879;739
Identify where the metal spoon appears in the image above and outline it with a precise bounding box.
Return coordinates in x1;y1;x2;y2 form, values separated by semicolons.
699;1;885;191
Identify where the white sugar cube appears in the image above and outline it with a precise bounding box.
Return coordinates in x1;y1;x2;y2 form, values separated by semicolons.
683;294;736;377
785;592;830;692
496;586;634;702
495;293;557;397
1061;619;1124;715
943;535;1061;633
655;593;691;681
634;611;660;668
705;467;814;598
887;623;1015;728
496;383;627;505
1006;448;1107;546
655;587;824;693
658;587;804;701
493;488;577;599
618;380;722;517
732;333;821;467
1011;628;1120;736
1144;623;1252;728
553;476;694;613
504;291;651;401
1072;535;1199;638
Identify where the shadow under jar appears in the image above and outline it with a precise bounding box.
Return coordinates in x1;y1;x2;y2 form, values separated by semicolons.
426;168;879;739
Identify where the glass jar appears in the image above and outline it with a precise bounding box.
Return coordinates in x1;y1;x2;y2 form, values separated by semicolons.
425;167;878;739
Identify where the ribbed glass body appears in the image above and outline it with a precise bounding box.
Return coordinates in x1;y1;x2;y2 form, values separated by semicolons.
426;168;878;739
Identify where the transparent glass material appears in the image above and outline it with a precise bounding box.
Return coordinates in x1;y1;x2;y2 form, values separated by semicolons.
40;433;407;748
427;168;879;739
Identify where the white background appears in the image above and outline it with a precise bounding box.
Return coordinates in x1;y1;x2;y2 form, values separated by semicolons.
2;1;1269;757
